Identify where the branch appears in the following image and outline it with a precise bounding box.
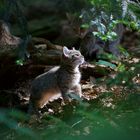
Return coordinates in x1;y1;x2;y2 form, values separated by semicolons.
32;37;63;51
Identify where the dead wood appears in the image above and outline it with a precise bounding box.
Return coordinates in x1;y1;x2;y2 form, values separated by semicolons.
0;20;21;47
32;37;63;51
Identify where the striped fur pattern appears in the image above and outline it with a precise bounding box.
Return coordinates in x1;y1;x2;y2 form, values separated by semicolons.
28;46;84;114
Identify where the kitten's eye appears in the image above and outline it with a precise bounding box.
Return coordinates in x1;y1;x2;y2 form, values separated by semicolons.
72;53;80;59
75;54;80;57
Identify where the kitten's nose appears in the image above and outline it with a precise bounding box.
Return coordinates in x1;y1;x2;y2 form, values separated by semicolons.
79;60;88;68
82;60;87;65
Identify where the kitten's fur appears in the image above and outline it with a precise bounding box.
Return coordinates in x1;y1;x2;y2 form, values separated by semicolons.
28;47;84;114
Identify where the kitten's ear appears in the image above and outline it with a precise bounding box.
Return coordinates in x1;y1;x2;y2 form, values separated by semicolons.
63;46;69;57
72;47;76;50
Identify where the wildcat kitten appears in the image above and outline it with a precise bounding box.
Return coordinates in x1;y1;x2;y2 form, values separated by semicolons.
28;46;84;114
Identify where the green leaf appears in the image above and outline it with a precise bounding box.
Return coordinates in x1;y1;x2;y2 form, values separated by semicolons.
98;23;106;34
116;63;126;72
118;46;130;57
81;23;90;29
93;31;99;36
130;21;139;30
96;60;117;69
109;31;117;37
68;92;82;101
16;59;24;66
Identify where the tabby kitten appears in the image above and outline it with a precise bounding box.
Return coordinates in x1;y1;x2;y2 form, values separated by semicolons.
28;46;84;114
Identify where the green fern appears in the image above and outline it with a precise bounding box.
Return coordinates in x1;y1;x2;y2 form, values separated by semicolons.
81;0;140;40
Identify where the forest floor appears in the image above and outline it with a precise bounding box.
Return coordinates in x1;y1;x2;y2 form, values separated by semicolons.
0;30;139;116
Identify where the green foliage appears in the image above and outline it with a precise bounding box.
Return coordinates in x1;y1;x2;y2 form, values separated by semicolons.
107;62;140;88
97;52;118;61
96;60;117;69
0;109;37;140
1;93;140;140
15;59;24;66
116;63;126;72
118;45;130;58
80;0;140;41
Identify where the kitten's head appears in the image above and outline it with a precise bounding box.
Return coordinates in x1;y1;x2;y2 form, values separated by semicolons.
62;46;84;67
